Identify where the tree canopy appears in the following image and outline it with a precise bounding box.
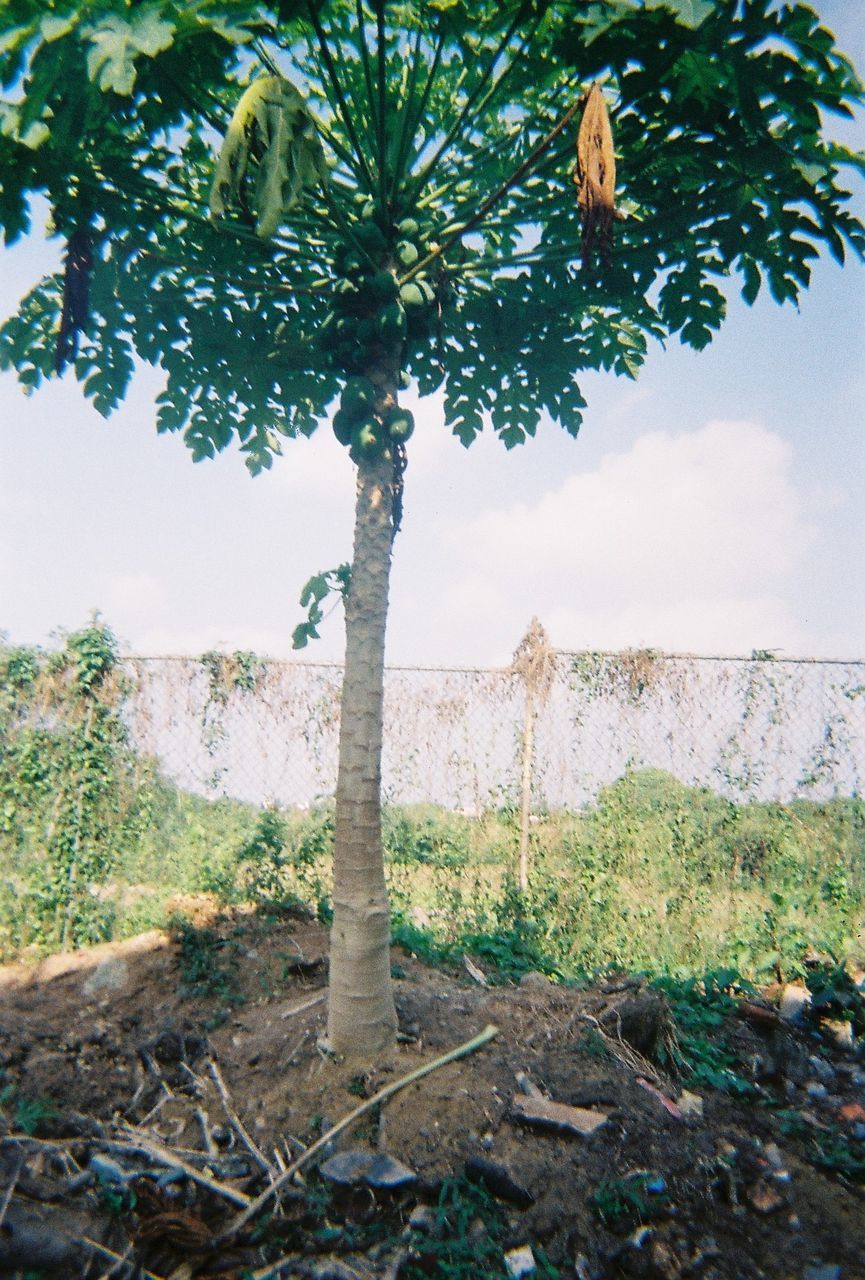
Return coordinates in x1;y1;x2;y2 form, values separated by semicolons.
2;0;863;473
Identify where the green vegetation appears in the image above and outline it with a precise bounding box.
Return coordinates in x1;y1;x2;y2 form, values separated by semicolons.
1;629;863;991
591;1170;668;1228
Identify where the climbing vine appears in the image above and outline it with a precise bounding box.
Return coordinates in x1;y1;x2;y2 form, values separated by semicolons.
0;621;155;952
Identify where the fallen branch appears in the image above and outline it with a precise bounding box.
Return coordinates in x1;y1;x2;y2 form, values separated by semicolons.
79;1235;166;1280
279;990;327;1019
111;1129;252;1209
207;1057;275;1177
219;1022;499;1243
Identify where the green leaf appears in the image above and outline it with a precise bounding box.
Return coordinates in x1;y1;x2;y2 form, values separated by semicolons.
40;14;78;43
83;10;175;96
645;0;715;28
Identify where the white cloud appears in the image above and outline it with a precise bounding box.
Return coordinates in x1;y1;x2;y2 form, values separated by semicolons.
430;420;817;658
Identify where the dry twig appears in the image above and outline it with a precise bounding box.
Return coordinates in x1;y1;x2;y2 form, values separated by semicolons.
206;1057;274;1177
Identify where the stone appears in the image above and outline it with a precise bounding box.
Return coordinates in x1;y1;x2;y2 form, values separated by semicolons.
519;971;553;991
808;1055;836;1085
509;1094;607;1137
820;1019;854;1051
802;1267;841;1280
504;1244;536;1278
82;957;129;997
677;1090;704;1122
805;1082;829;1102
746;1178;784;1215
465;1155;534;1209
319;1150;416;1189
779;984;812;1022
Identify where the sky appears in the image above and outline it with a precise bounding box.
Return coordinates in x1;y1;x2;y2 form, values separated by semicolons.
1;3;863;669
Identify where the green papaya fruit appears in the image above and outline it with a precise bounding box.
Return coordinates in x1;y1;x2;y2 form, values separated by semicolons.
399;282;426;309
351;414;384;458
378;301;407;344
384;407;415;443
396;240;419;268
355;220;387;256
366;269;399;305
341;375;377;420
332;408;354;447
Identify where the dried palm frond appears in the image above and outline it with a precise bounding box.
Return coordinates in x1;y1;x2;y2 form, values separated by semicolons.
574;83;616;268
209;75;328;240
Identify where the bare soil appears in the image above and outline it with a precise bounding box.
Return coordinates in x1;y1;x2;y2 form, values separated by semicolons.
0;904;863;1280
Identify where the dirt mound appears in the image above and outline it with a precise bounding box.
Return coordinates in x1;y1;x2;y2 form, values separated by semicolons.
0;908;863;1279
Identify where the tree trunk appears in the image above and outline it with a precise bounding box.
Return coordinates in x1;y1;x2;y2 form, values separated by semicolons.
327;402;399;1057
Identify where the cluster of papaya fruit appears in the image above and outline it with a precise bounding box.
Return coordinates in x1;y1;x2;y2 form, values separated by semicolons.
318;198;439;379
333;375;415;461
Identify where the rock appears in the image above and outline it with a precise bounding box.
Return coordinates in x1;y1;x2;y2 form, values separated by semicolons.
650;1239;683;1280
82;957;130;997
746;1178;785;1215
677;1090;704;1122
519;971;553;992
407;1204;435;1233
820;1019;854;1051
802;1267;841;1280
319;1150;416;1189
600;990;668;1056
808;1055;836;1085
504;1244;536;1278
465;1156;534;1209
779;984;812;1023
763;1142;784;1170
838;1102;865;1124
509;1094;607;1137
805;1082;829;1102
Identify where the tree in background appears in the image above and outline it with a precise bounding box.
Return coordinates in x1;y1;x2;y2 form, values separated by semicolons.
1;0;862;1057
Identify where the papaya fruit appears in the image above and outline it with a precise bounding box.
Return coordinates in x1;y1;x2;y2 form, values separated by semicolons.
396;240;419;268
378;301;407;345
351;414;384;458
332;408;354;447
384;406;415;443
341;375;377;420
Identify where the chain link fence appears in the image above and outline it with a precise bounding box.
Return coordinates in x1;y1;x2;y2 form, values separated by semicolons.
120;647;865;813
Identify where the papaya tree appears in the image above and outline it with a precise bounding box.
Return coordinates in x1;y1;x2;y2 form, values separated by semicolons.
1;0;863;1057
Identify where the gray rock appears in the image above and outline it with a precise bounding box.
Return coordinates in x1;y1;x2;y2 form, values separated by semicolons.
319;1149;416;1189
805;1082;829;1101
802;1266;841;1280
779;984;811;1022
808;1055;837;1085
519;971;553;991
82;957;130;997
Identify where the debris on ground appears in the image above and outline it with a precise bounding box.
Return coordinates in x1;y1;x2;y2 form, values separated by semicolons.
0;908;863;1278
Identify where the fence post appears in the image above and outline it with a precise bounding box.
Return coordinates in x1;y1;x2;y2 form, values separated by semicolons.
511;620;557;893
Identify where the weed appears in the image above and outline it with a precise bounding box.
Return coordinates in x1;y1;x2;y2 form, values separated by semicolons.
654;971;755;1096
778;1111;865;1183
171;916;244;1009
591;1170;667;1228
402;1175;506;1279
0;1083;58;1136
